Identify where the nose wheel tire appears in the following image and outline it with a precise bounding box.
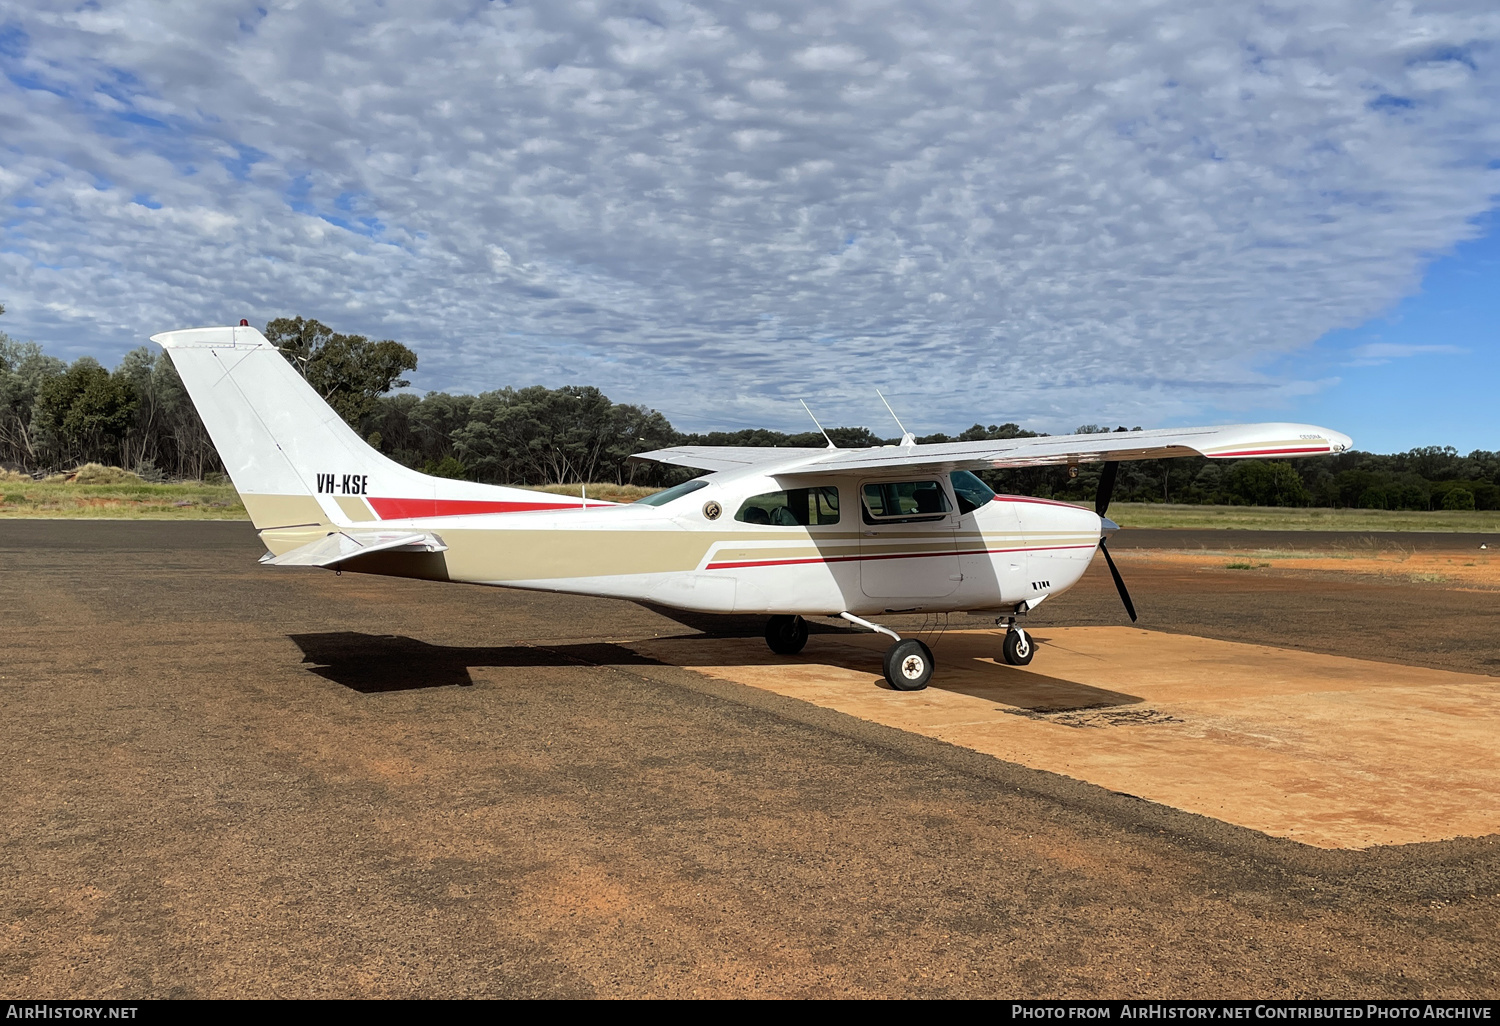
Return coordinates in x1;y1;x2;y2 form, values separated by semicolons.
765;615;809;655
1002;627;1035;666
883;638;935;691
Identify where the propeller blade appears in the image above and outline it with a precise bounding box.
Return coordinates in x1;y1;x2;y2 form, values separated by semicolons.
1099;539;1138;622
1095;461;1118;518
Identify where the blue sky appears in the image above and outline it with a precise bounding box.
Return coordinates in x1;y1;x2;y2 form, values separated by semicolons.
1267;217;1499;453
1;1;1497;453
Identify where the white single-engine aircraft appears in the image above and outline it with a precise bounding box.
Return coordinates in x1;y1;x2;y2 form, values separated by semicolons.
153;325;1351;691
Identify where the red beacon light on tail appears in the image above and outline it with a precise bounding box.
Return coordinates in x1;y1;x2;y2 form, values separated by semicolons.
239;319;249;326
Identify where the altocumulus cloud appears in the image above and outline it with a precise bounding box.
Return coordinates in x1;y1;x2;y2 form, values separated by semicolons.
1;0;1497;431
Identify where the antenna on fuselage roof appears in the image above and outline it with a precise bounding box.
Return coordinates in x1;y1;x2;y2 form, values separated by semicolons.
800;400;837;449
876;390;917;447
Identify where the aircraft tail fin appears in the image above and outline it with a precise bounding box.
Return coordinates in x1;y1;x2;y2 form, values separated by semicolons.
151;325;609;541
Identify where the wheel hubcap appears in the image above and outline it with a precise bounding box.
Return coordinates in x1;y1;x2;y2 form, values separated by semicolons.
901;655;925;679
1015;635;1030;657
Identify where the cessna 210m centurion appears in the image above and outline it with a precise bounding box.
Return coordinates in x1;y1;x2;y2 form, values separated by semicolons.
152;324;1351;691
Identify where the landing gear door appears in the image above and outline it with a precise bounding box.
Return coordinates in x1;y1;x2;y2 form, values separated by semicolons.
858;479;960;601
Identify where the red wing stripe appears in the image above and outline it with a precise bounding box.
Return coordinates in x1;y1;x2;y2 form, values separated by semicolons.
368;497;611;519
705;543;1097;571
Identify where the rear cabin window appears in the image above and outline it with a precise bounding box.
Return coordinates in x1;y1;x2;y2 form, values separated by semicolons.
734;486;840;526
949;470;996;514
861;481;951;524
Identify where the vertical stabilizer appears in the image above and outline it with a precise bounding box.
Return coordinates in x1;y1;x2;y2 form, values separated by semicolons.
151;325;608;542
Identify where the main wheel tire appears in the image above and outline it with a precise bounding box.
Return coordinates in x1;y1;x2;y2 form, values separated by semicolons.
765;614;809;655
883;638;935;691
1002;627;1035;666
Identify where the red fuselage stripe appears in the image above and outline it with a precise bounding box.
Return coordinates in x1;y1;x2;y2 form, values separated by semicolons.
705;543;1097;571
992;494;1087;509
367;497;611;519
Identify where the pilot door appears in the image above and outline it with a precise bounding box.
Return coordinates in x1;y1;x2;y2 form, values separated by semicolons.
858;479;961;601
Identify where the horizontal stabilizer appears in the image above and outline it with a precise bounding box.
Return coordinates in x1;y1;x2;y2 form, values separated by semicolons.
260;530;447;568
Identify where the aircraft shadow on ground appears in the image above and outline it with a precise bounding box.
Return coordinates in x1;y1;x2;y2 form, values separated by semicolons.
647;611;1142;712
809;637;1145;711
635;630;1146;713
287;630;1144;713
287;632;660;693
933;668;1145;713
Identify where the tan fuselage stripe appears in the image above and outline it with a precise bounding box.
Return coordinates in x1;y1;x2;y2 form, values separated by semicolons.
335;496;378;522
242;492;328;530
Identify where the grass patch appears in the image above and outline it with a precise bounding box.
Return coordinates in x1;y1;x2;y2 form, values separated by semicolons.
1107;503;1500;532
0;477;660;519
0;480;247;520
1224;561;1271;570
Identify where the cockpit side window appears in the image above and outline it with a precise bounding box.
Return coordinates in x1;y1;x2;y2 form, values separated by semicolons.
861;481;952;524
949;470;997;514
734;486;840;526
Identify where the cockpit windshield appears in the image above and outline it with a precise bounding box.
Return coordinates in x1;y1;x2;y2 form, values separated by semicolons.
949;470;996;514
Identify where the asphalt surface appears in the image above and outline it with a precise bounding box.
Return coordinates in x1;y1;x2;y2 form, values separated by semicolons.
2;520;1497;998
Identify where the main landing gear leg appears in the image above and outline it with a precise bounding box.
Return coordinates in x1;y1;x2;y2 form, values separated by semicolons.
840;612;934;691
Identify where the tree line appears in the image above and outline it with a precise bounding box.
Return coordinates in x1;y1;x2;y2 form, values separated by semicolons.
2;309;1496;509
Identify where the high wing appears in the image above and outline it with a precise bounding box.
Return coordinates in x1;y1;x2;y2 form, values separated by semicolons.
632;422;1352;477
629;445;829;472
260;530;448;568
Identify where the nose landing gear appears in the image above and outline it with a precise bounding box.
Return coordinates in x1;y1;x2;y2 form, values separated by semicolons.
1002;625;1034;666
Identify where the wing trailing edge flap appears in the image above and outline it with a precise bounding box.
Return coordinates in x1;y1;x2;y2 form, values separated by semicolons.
260;530;448;568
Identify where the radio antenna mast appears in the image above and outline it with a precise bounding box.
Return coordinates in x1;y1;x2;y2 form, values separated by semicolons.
876;390;916;447
800;400;837;449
